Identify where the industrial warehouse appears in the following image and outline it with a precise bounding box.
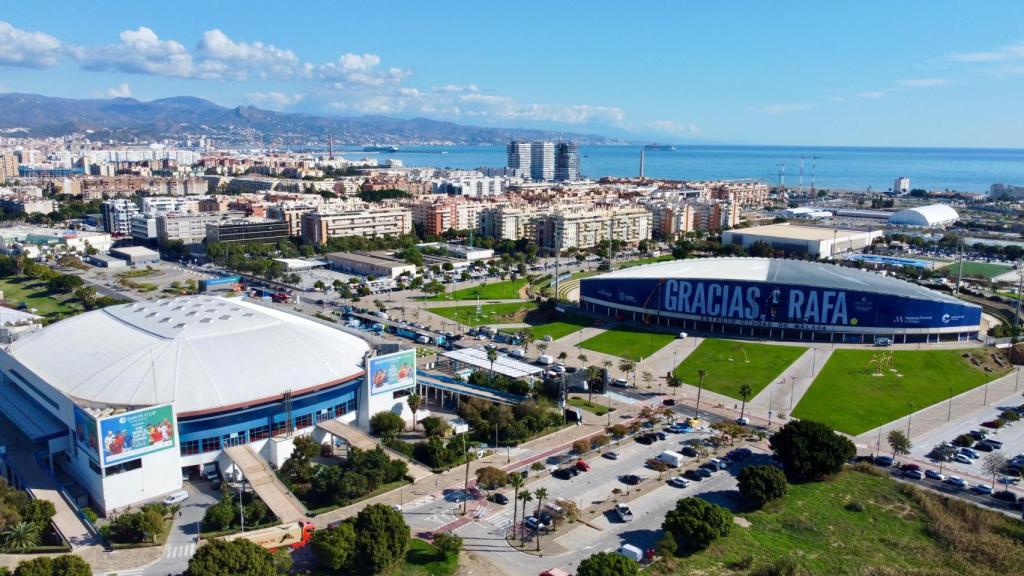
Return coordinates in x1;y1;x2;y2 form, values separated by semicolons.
579;258;982;343
0;296;418;514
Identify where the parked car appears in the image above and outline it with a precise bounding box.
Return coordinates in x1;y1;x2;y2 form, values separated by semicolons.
668;476;690;488
954;453;973;464
959;447;979;459
874;337;893;347
970;484;993;495
490;493;509;505
683;469;704;482
614;503;634;522
972;442;994;453
904;469;925;480
611;378;629;388
736;417;750;425
695;467;713;478
680;446;698;458
873;455;894;467
655;432;668;441
524;516;548;532
575;460;591;472
945;476;968;489
603;452;620;460
979;438;1003;450
991;490;1019;503
968;429;988;441
621;474;643;485
663;398;676;407
163;490;189;505
925;469;945;481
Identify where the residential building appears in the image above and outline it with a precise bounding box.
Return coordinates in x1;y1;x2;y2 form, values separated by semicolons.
479;206;536;241
266;205;315;237
157;212;245;245
206;218;290;244
536;206;652;252
100;199;139;236
506;141;531;179
410;197;486;236
0;151;17;184
554;142;580;182
301;206;413;244
894;176;911;195
530;141;555;182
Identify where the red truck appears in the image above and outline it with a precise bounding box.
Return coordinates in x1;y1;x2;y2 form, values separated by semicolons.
271;292;291;304
220;521;315;551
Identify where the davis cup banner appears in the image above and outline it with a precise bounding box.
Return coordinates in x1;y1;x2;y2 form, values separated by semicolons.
99;404;177;466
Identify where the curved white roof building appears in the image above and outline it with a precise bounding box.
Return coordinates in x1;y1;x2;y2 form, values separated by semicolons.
7;295;369;416
888;204;959;227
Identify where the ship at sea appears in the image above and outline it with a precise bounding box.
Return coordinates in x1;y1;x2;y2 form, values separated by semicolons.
644;144;676;151
363;145;399;152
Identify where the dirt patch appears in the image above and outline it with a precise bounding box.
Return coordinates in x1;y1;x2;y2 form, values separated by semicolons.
461;551;515;576
960;348;1010;373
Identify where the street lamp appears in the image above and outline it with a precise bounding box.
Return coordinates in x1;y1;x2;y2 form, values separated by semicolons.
695;369;706;418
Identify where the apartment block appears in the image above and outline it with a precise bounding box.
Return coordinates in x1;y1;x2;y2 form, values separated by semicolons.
206;218;290;244
300;206;413;244
536;206;652;251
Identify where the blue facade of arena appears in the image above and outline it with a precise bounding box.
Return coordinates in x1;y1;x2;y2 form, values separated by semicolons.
177;379;360;456
580;277;981;344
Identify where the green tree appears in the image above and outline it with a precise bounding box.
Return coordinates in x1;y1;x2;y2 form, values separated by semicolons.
769;420;855;483
185;539;278;576
406;393;422;430
518;489;533;546
737;465;788;508
585;365;602;404
474;466;508;494
369;411;405;442
887;430;912;460
577;551;640;576
508;473;524;539
46;274;84;294
433;531;463;558
49;555;91;576
353;504;410;576
486;347;499;383
662;497;732;549
311;521;357;571
533;487;548;551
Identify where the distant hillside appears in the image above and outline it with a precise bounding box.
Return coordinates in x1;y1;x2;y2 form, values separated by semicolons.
0;93;623;145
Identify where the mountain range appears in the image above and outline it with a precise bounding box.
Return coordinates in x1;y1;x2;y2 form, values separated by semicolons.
0;93;624;146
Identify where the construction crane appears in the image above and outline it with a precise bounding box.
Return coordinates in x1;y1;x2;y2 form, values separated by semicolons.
775;163;787;191
809;155;821;194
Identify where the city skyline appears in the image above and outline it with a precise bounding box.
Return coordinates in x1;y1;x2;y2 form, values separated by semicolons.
1;1;1024;147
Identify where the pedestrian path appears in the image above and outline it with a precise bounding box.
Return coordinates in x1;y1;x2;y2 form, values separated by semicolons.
223;445;307;524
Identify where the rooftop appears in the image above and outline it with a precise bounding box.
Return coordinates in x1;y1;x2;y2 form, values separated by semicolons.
7;296;369;415
590;257;970;304
726;223;870;241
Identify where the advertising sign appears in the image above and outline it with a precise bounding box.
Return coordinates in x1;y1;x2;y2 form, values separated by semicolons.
368;349;416;396
73;406;99;460
583;278;981;331
99;404;177;466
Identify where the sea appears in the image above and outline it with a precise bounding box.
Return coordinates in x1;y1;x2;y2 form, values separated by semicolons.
330;145;1024;194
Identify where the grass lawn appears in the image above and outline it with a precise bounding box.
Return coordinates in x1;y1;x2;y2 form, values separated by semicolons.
568;396;612;416
426;301;539;326
660;467;1024;576
793;348;1008;435
526;320;584;341
617;254;674;269
0;276;80;319
673;339;807;400
423;278;528;301
398;539;459;576
580;326;675;361
940;260;1012;279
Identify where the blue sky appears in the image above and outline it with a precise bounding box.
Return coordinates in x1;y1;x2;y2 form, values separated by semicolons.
1;0;1023;147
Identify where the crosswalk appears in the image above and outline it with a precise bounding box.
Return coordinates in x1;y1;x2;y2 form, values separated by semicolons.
486;511;514;530
164;542;196;559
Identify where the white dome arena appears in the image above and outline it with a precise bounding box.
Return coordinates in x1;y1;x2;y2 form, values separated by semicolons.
6;295;369;416
888;204;959;227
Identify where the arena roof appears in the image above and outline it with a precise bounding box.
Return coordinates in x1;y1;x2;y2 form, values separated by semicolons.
593;258;965;304
723;223;867;241
888;204;959;226
6;296;369;416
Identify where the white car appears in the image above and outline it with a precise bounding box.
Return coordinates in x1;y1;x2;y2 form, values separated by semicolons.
944;476;968;489
668;476;690;488
162;490;189;505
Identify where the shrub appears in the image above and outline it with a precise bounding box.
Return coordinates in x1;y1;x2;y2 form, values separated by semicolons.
662;497;732;549
999;410;1020;422
845;501;865;512
769;420;855;482
577;551;640;576
738;465;788;508
433;532;462;557
952;434;974;447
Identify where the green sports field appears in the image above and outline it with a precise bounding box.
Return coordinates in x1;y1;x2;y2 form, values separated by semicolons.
940;260;1012;279
0;276;79;319
793;348;1007;435
423;278;528;301
673;339;807;400
580;326;675;361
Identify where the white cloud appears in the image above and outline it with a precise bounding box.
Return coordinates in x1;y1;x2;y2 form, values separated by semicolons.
646;120;700;136
397;87;422;97
197;29;301;80
106;83;132;98
747;102;818;115
432;83;479;93
0;21;62;68
898;77;951;88
0;84;9;93
248;91;304;110
318;53;410;86
949;42;1024;63
69;27;195;77
855;90;888;99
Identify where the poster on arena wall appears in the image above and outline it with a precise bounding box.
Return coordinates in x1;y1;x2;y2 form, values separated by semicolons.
73;405;99;460
368;349;417;396
99;404;177;466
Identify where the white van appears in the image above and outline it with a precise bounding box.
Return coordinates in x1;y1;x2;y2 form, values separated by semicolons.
508;348;526;359
162;490;189;505
617;544;643;562
544;501;564;517
537;355;554;366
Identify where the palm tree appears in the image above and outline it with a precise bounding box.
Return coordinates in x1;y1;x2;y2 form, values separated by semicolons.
522;332;536;355
695;369;707;417
533;487;549;551
486;347;498;383
509;474;524;539
3;522;38;550
585;365;602;404
407;393;422;430
618;359;635;386
738;384;753;422
577;353;588;368
518;489;533;546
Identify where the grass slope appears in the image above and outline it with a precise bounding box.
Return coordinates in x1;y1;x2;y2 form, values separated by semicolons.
662;467;1024;576
426;301;538;326
423;278;528;301
398;539;458;576
580;326;675;361
673;339;806;400
940;260;1012;279
793;349;1006;435
0;276;79;318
